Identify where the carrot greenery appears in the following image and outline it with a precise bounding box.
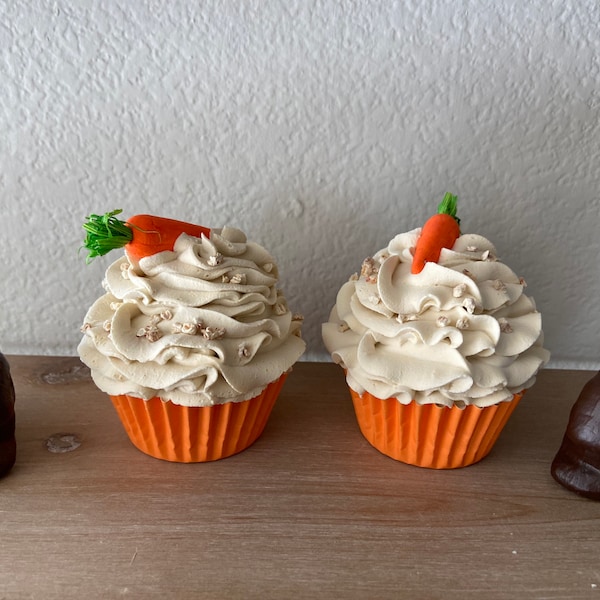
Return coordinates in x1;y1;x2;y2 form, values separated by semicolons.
411;193;461;274
82;210;134;262
82;210;210;263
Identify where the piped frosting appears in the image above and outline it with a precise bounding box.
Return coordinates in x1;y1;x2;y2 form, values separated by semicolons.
79;227;305;407
322;228;550;408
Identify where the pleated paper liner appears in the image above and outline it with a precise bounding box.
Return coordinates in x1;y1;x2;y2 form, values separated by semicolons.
349;388;524;469
110;374;287;462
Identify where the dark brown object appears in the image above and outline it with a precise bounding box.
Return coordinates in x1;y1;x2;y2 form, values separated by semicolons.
551;371;600;500
0;352;16;477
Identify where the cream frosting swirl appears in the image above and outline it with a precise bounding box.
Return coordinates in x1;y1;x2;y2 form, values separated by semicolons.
322;228;550;408
79;227;305;406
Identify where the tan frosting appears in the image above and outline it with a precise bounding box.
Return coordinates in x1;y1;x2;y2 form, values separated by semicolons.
322;228;550;408
79;227;305;407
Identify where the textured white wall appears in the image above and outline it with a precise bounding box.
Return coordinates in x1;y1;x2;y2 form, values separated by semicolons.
0;0;598;368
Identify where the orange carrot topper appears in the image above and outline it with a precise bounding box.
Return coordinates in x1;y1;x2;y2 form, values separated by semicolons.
82;210;211;263
411;193;461;274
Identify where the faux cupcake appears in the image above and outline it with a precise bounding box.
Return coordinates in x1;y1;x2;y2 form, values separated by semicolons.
79;210;305;462
322;194;550;468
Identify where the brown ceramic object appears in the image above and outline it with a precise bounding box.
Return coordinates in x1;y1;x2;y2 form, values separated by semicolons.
551;371;600;500
0;352;16;477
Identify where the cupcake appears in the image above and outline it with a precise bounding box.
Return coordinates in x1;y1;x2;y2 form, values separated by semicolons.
322;193;550;468
79;210;305;462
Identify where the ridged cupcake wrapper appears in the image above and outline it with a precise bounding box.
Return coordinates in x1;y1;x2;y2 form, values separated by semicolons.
110;374;287;463
349;388;524;469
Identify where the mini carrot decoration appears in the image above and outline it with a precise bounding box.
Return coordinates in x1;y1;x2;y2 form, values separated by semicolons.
82;209;211;263
411;193;461;274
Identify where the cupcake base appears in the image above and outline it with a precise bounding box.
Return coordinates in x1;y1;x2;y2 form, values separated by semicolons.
349;388;524;469
110;374;287;462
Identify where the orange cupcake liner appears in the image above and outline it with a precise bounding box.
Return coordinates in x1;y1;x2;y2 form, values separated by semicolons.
110;374;287;462
349;388;524;469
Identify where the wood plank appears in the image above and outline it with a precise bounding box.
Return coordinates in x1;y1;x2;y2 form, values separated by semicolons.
1;356;599;598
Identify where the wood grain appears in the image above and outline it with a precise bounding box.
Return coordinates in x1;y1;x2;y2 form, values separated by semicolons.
1;356;599;599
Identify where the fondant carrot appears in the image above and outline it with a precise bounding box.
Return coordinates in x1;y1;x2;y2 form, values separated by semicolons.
411;193;461;274
82;209;210;263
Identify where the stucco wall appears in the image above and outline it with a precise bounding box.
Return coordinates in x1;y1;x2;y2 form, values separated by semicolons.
1;1;599;368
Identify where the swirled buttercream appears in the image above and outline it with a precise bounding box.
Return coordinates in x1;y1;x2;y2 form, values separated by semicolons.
322;229;550;408
79;227;305;406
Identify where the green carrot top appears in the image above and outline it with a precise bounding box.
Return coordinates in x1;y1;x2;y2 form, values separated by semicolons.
82;209;133;262
436;192;460;225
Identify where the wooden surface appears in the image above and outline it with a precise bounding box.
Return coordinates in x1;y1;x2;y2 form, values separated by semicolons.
1;356;599;599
